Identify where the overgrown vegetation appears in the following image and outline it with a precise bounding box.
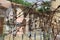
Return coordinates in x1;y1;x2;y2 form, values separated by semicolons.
8;0;31;6
38;1;51;13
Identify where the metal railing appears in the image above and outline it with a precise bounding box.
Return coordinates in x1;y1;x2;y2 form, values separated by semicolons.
1;29;53;40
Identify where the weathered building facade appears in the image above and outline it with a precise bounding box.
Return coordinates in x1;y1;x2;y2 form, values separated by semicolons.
51;0;60;34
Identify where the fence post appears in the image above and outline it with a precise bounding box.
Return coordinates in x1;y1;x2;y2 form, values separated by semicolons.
28;31;32;40
43;31;46;40
40;31;44;40
22;34;23;40
34;31;36;40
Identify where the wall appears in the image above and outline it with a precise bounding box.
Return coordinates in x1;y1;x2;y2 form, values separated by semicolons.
51;0;60;35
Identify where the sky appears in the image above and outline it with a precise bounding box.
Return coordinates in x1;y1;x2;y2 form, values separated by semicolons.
25;0;51;3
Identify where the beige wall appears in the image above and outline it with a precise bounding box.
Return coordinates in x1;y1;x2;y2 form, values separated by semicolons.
51;0;60;24
51;0;60;34
51;0;60;10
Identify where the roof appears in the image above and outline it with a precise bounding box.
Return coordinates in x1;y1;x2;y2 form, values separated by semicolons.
0;0;11;8
0;0;25;9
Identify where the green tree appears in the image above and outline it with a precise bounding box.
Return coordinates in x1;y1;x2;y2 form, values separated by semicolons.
38;1;51;13
8;0;31;6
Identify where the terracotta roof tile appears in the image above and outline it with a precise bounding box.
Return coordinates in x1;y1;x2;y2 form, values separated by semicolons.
0;0;11;8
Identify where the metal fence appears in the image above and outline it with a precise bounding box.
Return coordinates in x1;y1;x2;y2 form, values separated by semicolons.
0;29;54;40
